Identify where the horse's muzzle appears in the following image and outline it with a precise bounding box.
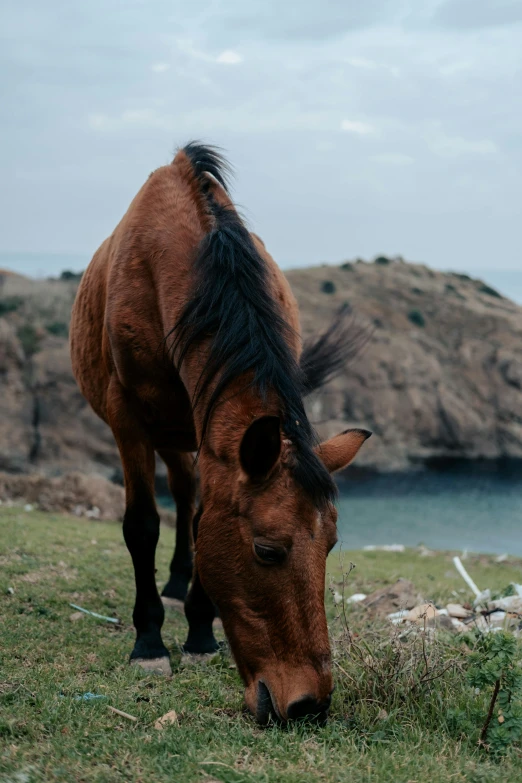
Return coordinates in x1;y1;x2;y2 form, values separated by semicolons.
252;680;332;725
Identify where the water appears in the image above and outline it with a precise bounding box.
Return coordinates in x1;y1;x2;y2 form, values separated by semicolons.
336;461;522;555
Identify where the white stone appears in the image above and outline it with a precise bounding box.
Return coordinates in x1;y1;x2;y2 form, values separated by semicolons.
347;593;367;603
446;603;471;619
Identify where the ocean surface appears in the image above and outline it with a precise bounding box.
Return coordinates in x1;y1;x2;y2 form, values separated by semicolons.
335;462;522;555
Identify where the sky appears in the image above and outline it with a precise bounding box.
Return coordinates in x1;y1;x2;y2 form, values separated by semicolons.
1;0;521;286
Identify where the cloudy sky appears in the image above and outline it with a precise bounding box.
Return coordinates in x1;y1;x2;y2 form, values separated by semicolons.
1;0;521;282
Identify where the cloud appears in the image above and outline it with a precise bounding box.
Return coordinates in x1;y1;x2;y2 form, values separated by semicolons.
427;131;499;158
0;0;521;275
346;56;379;69
341;119;376;134
216;50;243;64
371;153;414;165
433;0;522;30
201;0;405;43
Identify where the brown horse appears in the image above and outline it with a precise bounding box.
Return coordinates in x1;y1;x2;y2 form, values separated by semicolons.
70;143;370;724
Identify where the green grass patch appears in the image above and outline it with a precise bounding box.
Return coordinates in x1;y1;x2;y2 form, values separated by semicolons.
2;508;522;782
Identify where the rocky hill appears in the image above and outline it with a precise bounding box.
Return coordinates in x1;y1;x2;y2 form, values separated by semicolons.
1;257;521;477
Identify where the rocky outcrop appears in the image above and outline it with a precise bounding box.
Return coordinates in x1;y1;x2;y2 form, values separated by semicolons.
1;258;522;476
0;271;119;478
289;259;522;470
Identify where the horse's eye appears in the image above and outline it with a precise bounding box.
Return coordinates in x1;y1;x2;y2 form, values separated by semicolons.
253;542;286;565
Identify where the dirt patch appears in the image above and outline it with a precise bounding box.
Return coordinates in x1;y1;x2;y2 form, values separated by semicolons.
0;471;176;525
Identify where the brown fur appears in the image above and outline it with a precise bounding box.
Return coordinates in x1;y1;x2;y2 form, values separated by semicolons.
70;146;369;723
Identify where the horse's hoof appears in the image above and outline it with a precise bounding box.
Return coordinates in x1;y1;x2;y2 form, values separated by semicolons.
130;657;172;676
161;596;185;613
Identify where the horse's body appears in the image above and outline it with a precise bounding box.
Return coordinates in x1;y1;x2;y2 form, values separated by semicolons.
70;143;370;723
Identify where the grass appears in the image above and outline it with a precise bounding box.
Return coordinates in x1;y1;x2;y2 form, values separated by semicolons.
2;507;522;782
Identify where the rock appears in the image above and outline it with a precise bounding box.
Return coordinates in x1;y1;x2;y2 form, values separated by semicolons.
2;260;522;478
427;614;454;631
69;611;84;622
488;596;522;615
347;593;367;603
407;603;439;623
446;603;471;619
450;617;467;630
363;578;422;618
154;710;178;730
290;260;522;471
363;544;405;552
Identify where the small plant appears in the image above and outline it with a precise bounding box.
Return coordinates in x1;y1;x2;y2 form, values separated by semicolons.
408;309;425;327
60;270;83;282
467;631;522;756
478;283;503;299
452;272;472;282
321;280;336;294
340;262;353;271
374;256;391;265
0;296;24;316
17;324;41;357
411;287;424;295
46;321;69;338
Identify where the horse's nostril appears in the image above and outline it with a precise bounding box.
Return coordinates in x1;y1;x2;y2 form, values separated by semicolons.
256;681;275;725
286;693;332;722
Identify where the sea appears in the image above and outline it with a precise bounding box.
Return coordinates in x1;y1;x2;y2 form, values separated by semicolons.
335;461;522;555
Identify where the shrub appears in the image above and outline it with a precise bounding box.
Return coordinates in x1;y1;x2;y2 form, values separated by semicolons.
466;631;522;756
0;296;24;316
340;262;353;271
374;256;391;265
45;321;69;338
411;287;424;296
408;310;425;327
452;272;472;282
478;283;503;299
60;270;83;282
17;324;41;357
321;280;336;294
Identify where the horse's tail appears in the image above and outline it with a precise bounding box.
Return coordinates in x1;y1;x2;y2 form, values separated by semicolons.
300;304;372;395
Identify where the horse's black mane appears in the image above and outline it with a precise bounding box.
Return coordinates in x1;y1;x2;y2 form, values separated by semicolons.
169;141;361;508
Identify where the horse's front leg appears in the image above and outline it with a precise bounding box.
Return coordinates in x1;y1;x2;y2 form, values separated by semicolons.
183;568;220;655
108;382;171;674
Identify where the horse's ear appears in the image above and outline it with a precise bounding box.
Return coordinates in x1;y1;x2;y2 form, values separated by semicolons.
240;416;281;480
315;429;371;474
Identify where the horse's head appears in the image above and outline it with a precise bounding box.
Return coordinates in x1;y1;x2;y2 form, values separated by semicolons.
196;416;370;724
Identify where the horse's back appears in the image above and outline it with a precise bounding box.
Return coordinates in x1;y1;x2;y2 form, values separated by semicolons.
70;155;301;428
70;160;214;428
